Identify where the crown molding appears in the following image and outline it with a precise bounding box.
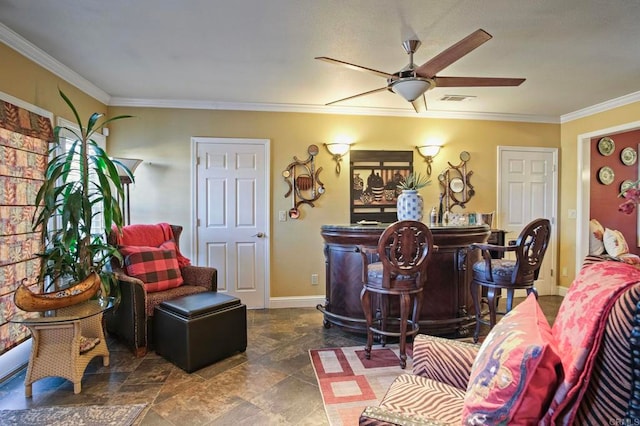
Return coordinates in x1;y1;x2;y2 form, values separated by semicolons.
561;90;640;123
0;23;111;105
110;96;559;123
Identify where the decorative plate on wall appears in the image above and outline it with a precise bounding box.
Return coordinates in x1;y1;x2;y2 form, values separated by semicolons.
621;147;637;165
621;179;635;193
598;166;615;185
598;137;615;156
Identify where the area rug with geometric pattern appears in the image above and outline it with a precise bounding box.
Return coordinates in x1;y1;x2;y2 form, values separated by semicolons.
0;403;147;426
309;345;412;426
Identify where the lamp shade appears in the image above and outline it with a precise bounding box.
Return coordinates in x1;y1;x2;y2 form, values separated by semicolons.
112;158;142;178
390;78;432;102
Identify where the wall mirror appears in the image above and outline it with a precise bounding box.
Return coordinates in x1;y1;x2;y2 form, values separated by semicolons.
438;151;475;210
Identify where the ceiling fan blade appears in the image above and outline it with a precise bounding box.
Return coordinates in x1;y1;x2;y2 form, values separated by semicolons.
315;57;395;79
325;87;389;106
411;95;427;113
434;76;526;87
415;29;492;78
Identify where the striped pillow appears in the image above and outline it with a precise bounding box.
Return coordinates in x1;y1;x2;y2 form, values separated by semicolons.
120;240;184;292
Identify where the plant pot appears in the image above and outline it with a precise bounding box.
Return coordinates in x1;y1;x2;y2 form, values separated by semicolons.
397;190;424;221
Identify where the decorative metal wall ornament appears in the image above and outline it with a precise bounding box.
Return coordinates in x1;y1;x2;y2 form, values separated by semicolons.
282;144;325;219
438;151;475;210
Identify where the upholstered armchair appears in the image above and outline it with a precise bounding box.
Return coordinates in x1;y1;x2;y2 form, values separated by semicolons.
105;224;217;357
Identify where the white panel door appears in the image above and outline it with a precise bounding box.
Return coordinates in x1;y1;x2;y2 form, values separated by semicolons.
498;147;558;295
193;138;269;308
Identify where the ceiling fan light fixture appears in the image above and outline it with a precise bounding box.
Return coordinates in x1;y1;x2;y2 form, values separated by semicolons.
390;78;432;102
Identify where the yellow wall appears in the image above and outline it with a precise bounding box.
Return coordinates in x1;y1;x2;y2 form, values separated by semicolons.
4;41;566;299
107;107;559;297
0;44;106;123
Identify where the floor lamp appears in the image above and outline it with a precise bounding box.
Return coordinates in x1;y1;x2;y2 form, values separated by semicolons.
112;158;142;225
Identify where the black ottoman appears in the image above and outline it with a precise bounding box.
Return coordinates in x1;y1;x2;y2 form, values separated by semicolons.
154;292;247;373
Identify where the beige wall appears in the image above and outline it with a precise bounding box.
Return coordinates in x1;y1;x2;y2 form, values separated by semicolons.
2;41;576;301
0;44;106;123
107;107;559;297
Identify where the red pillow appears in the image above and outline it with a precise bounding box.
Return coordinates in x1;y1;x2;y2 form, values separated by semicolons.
461;294;562;425
120;240;184;292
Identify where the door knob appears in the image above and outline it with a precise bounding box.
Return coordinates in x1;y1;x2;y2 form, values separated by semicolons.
252;232;265;238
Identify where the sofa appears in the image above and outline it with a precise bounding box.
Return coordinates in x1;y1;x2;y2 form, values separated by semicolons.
360;260;640;425
105;224;217;357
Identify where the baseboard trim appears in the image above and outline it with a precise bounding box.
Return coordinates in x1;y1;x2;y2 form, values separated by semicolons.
268;295;326;309
557;286;568;297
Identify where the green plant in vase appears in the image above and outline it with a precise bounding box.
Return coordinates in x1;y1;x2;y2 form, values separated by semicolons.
396;172;431;221
32;90;133;299
397;172;431;191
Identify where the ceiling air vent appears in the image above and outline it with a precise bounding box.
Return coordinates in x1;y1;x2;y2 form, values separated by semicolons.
439;95;476;102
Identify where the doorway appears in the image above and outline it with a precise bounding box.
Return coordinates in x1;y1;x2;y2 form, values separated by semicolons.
497;146;558;295
576;120;640;273
191;138;270;308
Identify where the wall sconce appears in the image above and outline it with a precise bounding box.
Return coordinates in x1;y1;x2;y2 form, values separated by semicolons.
416;145;441;177
112;157;143;225
324;142;353;174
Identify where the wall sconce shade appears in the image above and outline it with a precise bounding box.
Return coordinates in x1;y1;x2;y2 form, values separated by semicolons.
324;143;353;174
416;145;441;177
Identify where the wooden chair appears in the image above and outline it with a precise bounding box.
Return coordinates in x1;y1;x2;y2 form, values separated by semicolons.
359;220;435;368
469;218;551;342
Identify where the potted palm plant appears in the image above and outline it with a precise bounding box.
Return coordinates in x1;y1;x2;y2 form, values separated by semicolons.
396;172;431;221
15;90;133;310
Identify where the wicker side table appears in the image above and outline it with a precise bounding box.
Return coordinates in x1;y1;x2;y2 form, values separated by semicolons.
10;298;113;396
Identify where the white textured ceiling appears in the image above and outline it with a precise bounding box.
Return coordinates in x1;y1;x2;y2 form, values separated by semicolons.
1;0;640;121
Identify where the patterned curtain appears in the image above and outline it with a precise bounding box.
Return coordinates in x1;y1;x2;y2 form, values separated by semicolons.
0;100;53;355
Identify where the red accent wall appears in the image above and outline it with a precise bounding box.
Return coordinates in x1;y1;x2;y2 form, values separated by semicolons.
590;130;640;255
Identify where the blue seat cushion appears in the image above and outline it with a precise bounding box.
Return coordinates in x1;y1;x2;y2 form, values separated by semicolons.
367;262;417;282
472;259;516;280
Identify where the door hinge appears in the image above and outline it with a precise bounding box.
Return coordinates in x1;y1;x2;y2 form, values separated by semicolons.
197;218;201;226
553;163;557;172
196;156;201;166
550;268;554;277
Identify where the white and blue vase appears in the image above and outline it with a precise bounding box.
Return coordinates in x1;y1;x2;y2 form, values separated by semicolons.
396;190;424;221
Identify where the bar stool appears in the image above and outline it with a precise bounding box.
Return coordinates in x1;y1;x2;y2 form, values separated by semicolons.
359;220;435;368
469;218;551;342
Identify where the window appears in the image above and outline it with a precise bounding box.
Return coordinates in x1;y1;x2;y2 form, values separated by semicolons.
56;118;107;238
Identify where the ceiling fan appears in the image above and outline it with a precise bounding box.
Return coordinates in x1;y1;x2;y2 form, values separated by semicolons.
315;29;525;113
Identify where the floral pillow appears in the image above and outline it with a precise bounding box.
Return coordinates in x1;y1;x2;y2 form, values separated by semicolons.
588;219;605;256
603;228;629;257
461;294;562;425
119;240;184;292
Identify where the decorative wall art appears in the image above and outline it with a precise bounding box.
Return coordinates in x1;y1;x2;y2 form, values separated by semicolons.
621;147;637;166
439;151;475;210
597;166;615;185
282;144;325;219
349;150;413;223
597;136;615;156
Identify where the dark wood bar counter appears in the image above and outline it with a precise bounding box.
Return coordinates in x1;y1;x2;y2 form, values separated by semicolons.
318;223;491;337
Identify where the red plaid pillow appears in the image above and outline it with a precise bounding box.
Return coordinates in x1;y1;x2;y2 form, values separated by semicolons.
120;240;184;292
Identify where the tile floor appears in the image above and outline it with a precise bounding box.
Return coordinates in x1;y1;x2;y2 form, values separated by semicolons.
0;296;563;425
